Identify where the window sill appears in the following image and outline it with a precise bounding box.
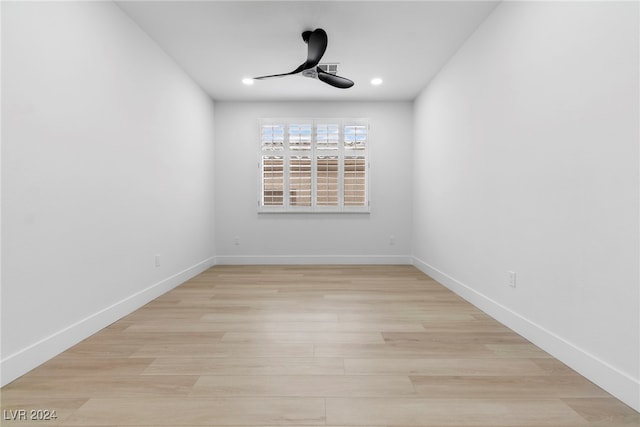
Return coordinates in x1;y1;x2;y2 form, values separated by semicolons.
258;208;371;214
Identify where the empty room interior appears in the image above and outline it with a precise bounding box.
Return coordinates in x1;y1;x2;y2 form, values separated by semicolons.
1;0;639;425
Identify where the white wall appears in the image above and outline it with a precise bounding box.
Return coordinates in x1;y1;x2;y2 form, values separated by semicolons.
215;101;413;264
1;1;216;385
412;1;639;410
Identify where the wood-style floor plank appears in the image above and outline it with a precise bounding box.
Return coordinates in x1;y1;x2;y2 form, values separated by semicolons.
221;331;385;344
325;397;589;426
409;375;610;398
129;342;314;358
1;265;636;426
23;358;155;377
65;397;326;426
344;357;548;376
142;357;345;376
124;320;427;333
191;375;415;397
3;375;198;398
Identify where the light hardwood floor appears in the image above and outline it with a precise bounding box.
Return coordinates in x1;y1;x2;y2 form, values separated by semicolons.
2;265;638;426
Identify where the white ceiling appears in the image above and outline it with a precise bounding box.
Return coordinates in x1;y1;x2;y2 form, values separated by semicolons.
116;0;500;101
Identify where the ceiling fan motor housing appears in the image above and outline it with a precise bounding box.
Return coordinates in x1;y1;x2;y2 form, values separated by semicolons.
302;69;318;79
302;63;338;79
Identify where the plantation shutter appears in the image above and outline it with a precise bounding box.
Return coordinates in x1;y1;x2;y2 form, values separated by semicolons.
259;119;368;212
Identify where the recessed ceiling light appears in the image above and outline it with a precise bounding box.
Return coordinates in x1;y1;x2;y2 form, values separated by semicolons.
371;78;383;86
242;78;254;86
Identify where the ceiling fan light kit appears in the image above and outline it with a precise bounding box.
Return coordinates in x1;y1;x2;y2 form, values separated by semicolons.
254;28;355;89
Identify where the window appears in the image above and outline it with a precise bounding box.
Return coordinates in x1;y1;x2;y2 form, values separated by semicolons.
259;119;369;213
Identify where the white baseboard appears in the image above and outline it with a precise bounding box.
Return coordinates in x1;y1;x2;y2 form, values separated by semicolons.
0;256;216;387
412;256;640;412
215;255;413;265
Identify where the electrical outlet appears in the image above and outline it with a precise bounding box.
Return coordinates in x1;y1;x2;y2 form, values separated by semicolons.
389;235;396;245
507;270;517;288
155;254;161;267
234;236;240;245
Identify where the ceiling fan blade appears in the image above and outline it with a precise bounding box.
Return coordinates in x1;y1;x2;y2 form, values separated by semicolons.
316;67;354;89
254;29;326;80
254;70;300;80
302;28;328;69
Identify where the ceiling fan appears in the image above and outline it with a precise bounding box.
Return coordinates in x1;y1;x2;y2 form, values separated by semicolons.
254;28;354;89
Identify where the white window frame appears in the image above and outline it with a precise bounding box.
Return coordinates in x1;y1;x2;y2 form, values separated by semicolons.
258;118;370;213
